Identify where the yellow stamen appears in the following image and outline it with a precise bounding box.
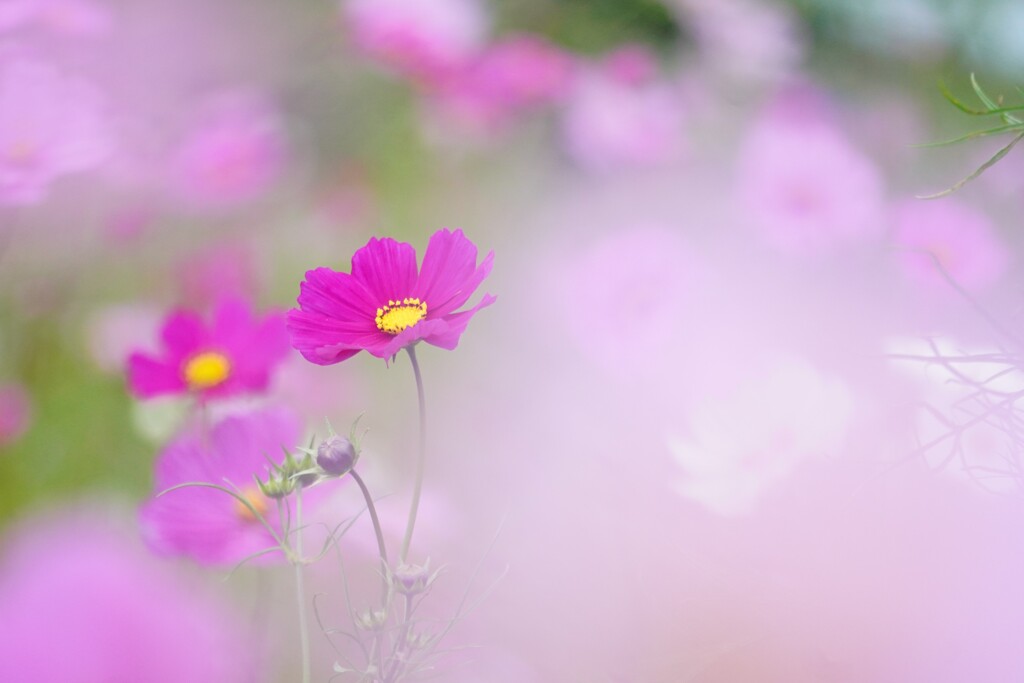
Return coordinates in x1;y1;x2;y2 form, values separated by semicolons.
233;486;269;523
374;298;427;335
182;351;231;390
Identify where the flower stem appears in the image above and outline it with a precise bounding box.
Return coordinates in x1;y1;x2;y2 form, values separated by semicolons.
400;344;427;564
350;468;390;603
294;487;311;683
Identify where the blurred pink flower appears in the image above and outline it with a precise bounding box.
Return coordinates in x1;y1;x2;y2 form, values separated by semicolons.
0;511;258;682
0;58;111;204
0;383;31;447
139;407;301;565
669;357;854;515
342;0;487;85
676;0;805;83
561;48;685;173
171;90;288;209
0;0;112;36
127;298;289;401
430;34;575;132
556;225;694;378
736;109;884;255
891;198;1009;292
288;228;495;364
175;242;259;310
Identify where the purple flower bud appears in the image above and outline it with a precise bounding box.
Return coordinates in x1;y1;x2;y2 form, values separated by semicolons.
316;435;356;476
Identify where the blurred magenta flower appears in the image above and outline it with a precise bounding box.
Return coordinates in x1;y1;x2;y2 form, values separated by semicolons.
139;407;301;565
0;0;112;36
127;298;289;401
0;58;111;204
0;383;31;447
171;90;288;209
736;107;884;256
0;511;259;682
891;198;1009;292
430;34;575;133
561;47;685;173
288;228;495;364
342;0;487;85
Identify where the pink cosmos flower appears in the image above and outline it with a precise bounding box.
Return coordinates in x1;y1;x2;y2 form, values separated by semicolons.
891;198;1009;292
0;58;111;204
430;34;575;132
676;0;805;84
0;0;112;36
139;407;301;565
561;47;685;173
288;228;495;364
0;511;259;682
342;0;488;86
127;297;289;401
736;105;884;256
0;383;31;447
170;90;288;209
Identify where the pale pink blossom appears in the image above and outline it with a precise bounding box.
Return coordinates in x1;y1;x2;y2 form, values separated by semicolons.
676;0;805;83
561;48;684;173
555;225;695;378
342;0;488;85
736;106;884;255
669;357;854;515
0;0;111;36
0;58;112;204
170;90;288;209
0;511;259;682
891;198;1009;292
428;34;575;134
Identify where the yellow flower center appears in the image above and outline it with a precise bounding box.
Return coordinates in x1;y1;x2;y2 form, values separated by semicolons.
375;298;427;335
233;486;269;523
182;351;231;390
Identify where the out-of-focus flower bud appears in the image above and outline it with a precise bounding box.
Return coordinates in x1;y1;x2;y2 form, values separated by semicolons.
354;607;389;631
390;560;439;596
317;435;358;477
257;473;294;499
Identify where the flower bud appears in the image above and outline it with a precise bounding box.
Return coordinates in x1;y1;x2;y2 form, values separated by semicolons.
390;560;436;596
257;474;294;500
354;607;388;631
317;435;357;476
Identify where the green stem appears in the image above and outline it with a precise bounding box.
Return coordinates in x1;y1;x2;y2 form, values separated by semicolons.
400;345;427;564
294;488;311;683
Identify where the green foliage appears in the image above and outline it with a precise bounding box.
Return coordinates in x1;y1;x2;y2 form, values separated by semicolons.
925;74;1024;198
0;318;150;527
499;0;681;55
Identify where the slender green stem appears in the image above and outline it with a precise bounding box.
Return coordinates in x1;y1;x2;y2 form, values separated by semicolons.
350;469;390;603
294;488;311;683
400;345;427;564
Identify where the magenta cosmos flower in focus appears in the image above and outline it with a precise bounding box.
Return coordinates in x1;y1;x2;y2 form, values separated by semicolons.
140;407;301;565
287;228;495;364
127;297;289;401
